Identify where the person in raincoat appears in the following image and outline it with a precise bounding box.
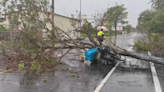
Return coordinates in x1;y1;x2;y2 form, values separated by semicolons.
97;29;106;45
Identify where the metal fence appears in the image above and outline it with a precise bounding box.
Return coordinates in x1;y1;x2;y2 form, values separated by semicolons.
0;31;21;46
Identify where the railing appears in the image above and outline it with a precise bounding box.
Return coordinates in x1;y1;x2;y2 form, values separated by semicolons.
0;31;21;45
0;31;21;53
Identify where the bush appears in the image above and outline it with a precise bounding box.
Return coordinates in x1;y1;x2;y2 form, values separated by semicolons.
135;33;164;54
135;41;149;51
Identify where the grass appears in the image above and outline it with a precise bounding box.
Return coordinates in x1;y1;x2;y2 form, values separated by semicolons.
43;79;47;83
71;73;75;77
134;41;149;51
134;33;164;53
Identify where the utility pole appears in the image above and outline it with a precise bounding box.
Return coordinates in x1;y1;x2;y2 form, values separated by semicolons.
52;0;54;12
52;0;55;26
80;0;82;28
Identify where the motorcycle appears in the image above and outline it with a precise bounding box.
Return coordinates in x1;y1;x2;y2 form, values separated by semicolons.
92;46;121;65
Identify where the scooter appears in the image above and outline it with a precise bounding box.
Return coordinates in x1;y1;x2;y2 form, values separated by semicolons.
92;46;121;65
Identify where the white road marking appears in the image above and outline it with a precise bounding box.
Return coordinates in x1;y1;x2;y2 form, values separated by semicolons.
148;52;162;92
94;46;133;92
128;46;133;51
94;62;120;92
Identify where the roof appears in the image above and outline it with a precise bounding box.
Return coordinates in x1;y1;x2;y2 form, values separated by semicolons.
2;10;79;22
53;13;79;21
39;11;79;21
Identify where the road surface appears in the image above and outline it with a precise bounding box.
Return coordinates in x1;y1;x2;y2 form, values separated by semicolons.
95;32;163;92
0;32;163;92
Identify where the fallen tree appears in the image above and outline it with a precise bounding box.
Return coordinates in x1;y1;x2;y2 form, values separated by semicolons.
0;0;163;72
76;23;164;65
111;43;164;65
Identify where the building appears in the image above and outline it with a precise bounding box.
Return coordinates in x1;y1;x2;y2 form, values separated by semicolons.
0;10;80;40
111;26;124;34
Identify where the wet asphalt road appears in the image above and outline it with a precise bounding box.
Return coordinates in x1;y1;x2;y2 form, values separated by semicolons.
0;34;117;92
100;68;155;92
0;61;114;92
0;32;164;92
99;32;163;92
155;63;164;91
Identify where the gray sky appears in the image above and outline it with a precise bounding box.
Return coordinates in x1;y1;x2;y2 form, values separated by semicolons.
53;0;151;27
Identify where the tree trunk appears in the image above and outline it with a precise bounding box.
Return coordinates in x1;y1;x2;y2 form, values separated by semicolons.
111;45;164;65
119;51;164;65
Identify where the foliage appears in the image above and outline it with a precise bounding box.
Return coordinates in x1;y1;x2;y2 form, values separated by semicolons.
0;0;67;72
81;19;116;38
0;25;6;31
136;0;164;54
135;41;149;51
50;88;53;90
124;24;133;33
24;70;28;74
136;24;145;33
81;19;96;34
137;9;154;33
148;8;164;33
18;61;24;70
103;4;128;45
137;7;164;34
138;9;154;25
71;73;75;77
43;79;47;83
104;4;128;30
135;33;164;54
150;0;164;9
